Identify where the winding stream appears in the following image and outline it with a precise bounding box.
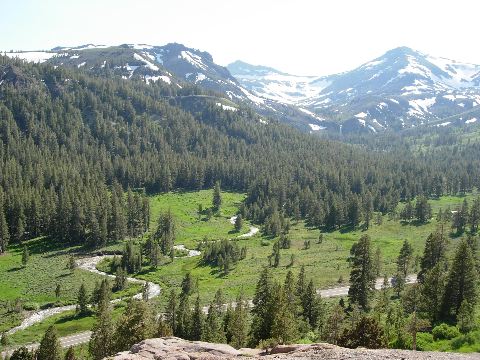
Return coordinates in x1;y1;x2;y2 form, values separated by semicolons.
6;216;259;335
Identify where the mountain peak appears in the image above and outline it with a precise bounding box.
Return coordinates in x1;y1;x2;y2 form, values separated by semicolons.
227;60;288;77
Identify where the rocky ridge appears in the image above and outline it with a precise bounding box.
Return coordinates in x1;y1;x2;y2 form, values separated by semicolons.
111;337;480;360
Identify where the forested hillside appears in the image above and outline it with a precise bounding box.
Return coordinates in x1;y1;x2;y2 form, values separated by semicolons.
1;54;480;253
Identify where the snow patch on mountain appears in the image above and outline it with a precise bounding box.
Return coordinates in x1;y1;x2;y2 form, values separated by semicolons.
195;73;207;83
355;112;368;118
299;108;325;122
408;97;436;117
145;75;171;84
180;51;207;71
216;102;237;111
437;121;451;127
5;51;56;63
309;123;325;131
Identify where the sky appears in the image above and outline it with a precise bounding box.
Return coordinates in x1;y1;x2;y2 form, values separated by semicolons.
1;0;479;76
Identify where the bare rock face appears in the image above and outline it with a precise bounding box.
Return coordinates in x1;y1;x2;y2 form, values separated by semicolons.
112;337;241;359
111;337;480;360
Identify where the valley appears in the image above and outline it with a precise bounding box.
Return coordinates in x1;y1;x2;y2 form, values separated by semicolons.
2;35;480;359
1;189;477;353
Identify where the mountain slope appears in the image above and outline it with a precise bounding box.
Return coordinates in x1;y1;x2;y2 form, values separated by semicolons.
230;47;480;133
3;44;337;132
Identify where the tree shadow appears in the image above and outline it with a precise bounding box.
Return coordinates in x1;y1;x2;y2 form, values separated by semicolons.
7;266;23;272
24;237;67;255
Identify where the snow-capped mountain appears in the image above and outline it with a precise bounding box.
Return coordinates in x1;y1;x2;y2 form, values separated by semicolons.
5;45;480;134
227;61;329;104
3;44;336;132
3;43;264;102
230;47;480;133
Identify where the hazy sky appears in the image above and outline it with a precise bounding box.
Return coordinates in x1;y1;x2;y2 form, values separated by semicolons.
2;0;479;75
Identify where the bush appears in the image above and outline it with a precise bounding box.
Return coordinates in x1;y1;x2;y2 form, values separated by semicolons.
338;316;386;349
258;338;279;352
23;302;40;311
432;323;460;340
450;331;478;350
260;240;270;246
415;332;434;351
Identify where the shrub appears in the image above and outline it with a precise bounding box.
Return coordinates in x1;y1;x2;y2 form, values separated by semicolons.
450;331;478;350
432;323;460;340
415;332;434;351
338;316;386;349
23;302;40;311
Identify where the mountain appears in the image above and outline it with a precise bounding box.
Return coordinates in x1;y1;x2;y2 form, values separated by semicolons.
227;60;327;104
7;45;480;135
230;47;480;133
3;44;337;132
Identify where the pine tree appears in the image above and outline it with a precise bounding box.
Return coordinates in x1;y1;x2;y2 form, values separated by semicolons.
0;207;9;254
10;346;32;360
165;289;178;334
203;290;226;343
452;199;469;234
181;273;194;298
37;325;62;360
227;292;249;349
55;284;61;300
457;300;475;333
1;332;9;347
302;279;322;329
441;239;477;321
418;232;447;282
176;294;192;339
373;246;382;277
271;283;298;344
152;211;175;256
469;197;480;233
190;295;204;341
397;240;413;278
415;196;431;223
234;214;243;232
347;196;361;229
156;316;173;337
142;282;150;302
212;181;222;213
89;302;114;360
64;347;77;360
338;316;386;349
270;241;280;267
21;245;29;266
68;256;76;271
348;235;375;311
283;270;298;314
318;233;324;244
363;196;373;229
251;267;275;345
114;268;126;291
419;263;445;324
400;201;414;222
77;283;88;315
115;299;154;352
93;279;111;311
405;311;429;351
325;303;345;345
296;265;306;299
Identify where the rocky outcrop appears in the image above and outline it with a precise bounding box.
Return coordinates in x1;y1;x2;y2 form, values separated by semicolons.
112;337;241;359
111;337;480;360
